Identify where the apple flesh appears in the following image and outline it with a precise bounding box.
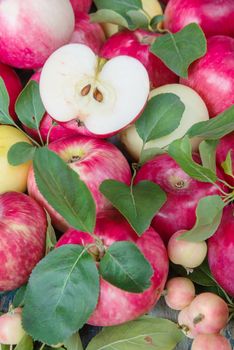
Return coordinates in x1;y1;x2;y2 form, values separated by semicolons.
70;12;105;54
134;154;223;243
164;0;234;38
191;334;232;350
102;0;163;38
56;210;169;326
216;132;234;187
27;136;132;232
0;192;47;291
180;36;234;117
39;43;150;137
208;205;234;296
119;84;209;161
0;63;22;120
70;0;92;17
0;125;32;194
0;308;25;345
101;30;178;89
0;0;75;69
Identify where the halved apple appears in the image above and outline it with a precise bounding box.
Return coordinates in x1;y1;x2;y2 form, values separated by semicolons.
39;44;150;136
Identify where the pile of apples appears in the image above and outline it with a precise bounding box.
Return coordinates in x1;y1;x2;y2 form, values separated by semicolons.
0;0;234;349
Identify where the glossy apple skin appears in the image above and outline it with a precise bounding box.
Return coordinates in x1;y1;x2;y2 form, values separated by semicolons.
0;125;32;194
216;132;234;186
135;154;224;243
208;205;234;296
70;12;105;54
0;0;75;69
27;136;132;232
56;210;169;326
164;0;234;38
70;0;92;17
23;71;81;144
0;192;47;291
180;36;234;117
100;29;178;88
0;63;22;120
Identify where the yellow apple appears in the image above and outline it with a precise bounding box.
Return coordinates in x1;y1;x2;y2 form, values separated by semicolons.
0;125;32;193
102;0;163;38
119;84;209;161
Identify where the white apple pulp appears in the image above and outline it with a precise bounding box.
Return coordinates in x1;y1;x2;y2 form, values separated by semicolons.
40;44;150;136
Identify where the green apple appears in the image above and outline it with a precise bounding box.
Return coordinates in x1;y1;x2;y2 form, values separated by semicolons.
0;125;32;193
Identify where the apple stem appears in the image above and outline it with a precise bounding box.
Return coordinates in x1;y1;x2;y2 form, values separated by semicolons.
39;343;46;350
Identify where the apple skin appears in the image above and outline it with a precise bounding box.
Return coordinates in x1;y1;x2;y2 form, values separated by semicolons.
191;334;232;350
0;192;47;291
56;210;169;326
208;205;234;297
0;125;32;194
70;0;92;17
119;83;209;161
216;132;234;187
0;308;25;345
70;12;105;54
134;154;224;243
100;29;178;89
180;36;234;117
27;136;132;232
164;0;234;38
0;63;22;120
0;0;75;69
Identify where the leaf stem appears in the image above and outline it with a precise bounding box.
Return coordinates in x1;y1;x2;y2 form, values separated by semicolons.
39;343;46;350
46;123;56;146
13;122;41;148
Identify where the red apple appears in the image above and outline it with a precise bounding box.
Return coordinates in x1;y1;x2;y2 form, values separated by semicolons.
180;36;234;117
70;12;105;54
0;63;22;120
56;210;169;326
0;0;75;69
164;0;234;38
70;0;92;17
100;29;178;88
134;154;224;243
0;192;47;291
216;132;234;186
27;136;132;232
191;334;232;350
208;205;234;296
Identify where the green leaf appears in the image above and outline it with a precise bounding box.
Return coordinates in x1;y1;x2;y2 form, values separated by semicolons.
15;80;45;130
221;150;233;177
22;245;99;345
0;345;10;350
14;334;33;350
92;0;146;30
168;136;217;183
171;262;216;287
100;180;166;235
135;93;185;144
99;241;153;293
7;142;36;166
0;77;14;125
139;147;165;164
64;332;83;350
150;23;207;77
45;211;57;255
187;105;234;139
13;285;27;308
199;140;218;173
178;195;225;242
86;316;185;350
33;147;96;233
